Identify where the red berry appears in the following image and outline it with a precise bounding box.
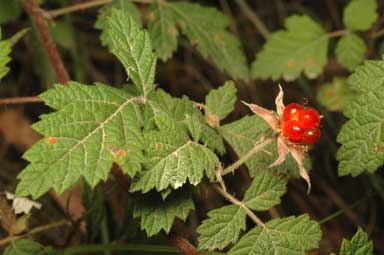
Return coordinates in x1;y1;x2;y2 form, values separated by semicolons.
301;128;321;145
283;103;302;121
282;119;305;140
298;108;320;129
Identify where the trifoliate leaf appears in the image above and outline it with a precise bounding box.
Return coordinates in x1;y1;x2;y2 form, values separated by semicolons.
343;0;377;31
243;170;287;211
251;15;328;81
107;9;156;97
197;205;246;251
16;82;144;199
339;228;373;255
4;239;54;255
0;0;22;25
228;215;321;255
165;2;248;80
0;37;11;81
337;60;384;176
95;0;142;46
206;81;237;121
133;191;194;236
147;1;178;61
317;78;355;112
335;33;366;71
219;115;310;177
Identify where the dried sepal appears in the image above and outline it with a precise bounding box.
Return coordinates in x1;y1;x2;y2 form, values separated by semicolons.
242;101;280;132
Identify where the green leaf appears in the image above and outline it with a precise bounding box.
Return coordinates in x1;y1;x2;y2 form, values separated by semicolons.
197;205;246;251
251;15;328;81
243;170;287;211
339;228;374;255
219;115;310;177
337;60;384;176
107;9;156;97
4;239;56;255
95;0;142;46
228;215;321;255
0;35;11;81
165;2;249;80
82;182;105;241
317;78;355;112
147;1;178;61
16;82;144;199
0;0;22;25
343;0;377;31
335;33;366;71
133;191;194;236
206;81;237;121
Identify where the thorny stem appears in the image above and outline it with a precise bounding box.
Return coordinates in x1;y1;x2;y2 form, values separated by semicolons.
235;0;270;40
0;96;43;105
44;0;153;19
222;136;273;176
0;219;71;246
213;184;265;228
20;0;69;84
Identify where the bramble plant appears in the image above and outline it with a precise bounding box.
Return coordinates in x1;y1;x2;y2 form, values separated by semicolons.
0;0;382;254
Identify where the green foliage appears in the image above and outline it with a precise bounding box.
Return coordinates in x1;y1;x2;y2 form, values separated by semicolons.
337;60;384;176
317;78;354;112
197;205;246;251
82;183;105;241
205;81;237;121
335;33;366;71
338;228;373;255
343;0;378;31
251;15;328;81
107;9;156;97
243;171;287;211
147;1;178;61
133;191;194;236
95;0;142;46
228;215;322;255
148;1;248;80
4;239;58;255
219;115;310;177
16;83;145;198
0;0;22;25
0;28;11;81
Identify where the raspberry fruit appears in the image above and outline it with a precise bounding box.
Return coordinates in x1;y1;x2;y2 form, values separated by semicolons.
282;119;305;141
298;108;320;129
301;128;321;145
283;103;302;121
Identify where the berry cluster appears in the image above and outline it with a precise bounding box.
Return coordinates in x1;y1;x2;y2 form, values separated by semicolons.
281;103;321;145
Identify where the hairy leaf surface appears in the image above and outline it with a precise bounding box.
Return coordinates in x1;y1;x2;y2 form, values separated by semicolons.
205;81;237;121
335;33;366;71
339;228;373;255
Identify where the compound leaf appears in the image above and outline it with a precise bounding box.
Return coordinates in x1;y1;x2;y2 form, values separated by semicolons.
339;228;373;255
16;82;144;199
251;15;328;81
205;81;237;121
133;191;194;236
337;60;384;176
343;0;378;31
0;29;11;81
317;78;355;112
243;170;287;211
107;9;156;97
228;215;321;255
335;33;366;71
95;0;142;46
147;1;178;61
197;205;246;251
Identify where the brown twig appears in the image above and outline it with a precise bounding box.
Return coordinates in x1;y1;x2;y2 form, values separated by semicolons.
0;96;43;105
169;235;201;255
20;0;69;84
0;219;71;247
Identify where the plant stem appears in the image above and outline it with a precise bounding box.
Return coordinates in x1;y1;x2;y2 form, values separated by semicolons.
20;0;69;84
45;0;153;19
100;215;111;255
222;136;273;176
235;0;270;40
213;184;265;227
63;243;180;254
0;96;43;105
327;29;348;38
0;219;71;246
